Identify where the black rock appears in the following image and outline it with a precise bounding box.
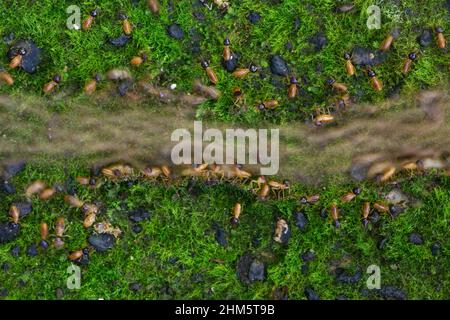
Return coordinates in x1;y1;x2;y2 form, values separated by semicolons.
26;244;38;257
304;288;320;300
389;205;404;218
7;40;42;74
132;224;143;234
269;55;289;76
236;253;266;285
108;34;131;47
294;211;308;231
128;208;151;223
221;52;240;73
335;268;362;284
88;233;116;252
117;79;133;96
379;285;406;300
129;282;141;291
10;245;20;257
167;24;184;40
64;177;76;196
214;227;228;247
431;242;441;256
3;32;15;45
370;211;380;223
12;201;32;218
248;260;265;282
0;222;20;243
0;180;15;194
293;17;301;30
409;233;423;245
351;47;387;66
247;11;261;24
308;31;328;51
2;160;26;179
418;29;432;47
301;250;316;262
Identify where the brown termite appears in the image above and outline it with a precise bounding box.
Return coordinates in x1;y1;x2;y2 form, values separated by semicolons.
330;204;340;228
201;61;218;85
230;202;242;227
373;202;390;215
268;180;290;198
64;195;85;208
326;77;348;92
344;53;355;76
402;52;417;74
131;53;148;67
9;48;26;69
376;166;396;183
55;217;65;237
232;64;258;78
69;250;84;261
435;27;446;49
83;212;96;228
84;73;101;94
367;69;382;92
102;164;134;179
40;222;49;248
161;165;171;178
82;9;98;31
380;33;394;51
335;94;351;110
256;100;279;111
362;202;370;227
76;177;90;185
340;187;361;203
25;180;46;198
250;176;266;189
273;219;289;244
141;166;162;178
182;163;209;177
9;205;20;224
314;114;334;126
231;165;252;180
148;0;160;14
299;194;320;204
43;74;61;94
223;37;231;61
288;76;298;99
118;13;132;35
259;183;270;200
39;188;56;200
0;68;14;86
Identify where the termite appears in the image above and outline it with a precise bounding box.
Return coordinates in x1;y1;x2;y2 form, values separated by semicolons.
362;202;370;227
340;187;361;203
84;73;101;94
64;195;85;208
344;53;355;76
256;100;279;111
148;0;160;14
367;69;382;92
141;166;162;178
314;114;334;126
326;77;348;92
131;53;148;67
9;205;20;224
373;202;390;215
25;180;46;198
288;76;298;98
118;13;132;35
0;68;14;86
69;250;83;261
40;222;49;248
43;74;61;94
435;27;446;49
376;166;396;183
232;65;258;78
259;183;270;200
39;188;56;200
231;165;252;180
201;61;218;85
273;219;289;244
9;48;26;69
230;202;241;227
330;204;340;228
161;165;171;178
223;37;231;61
402;52;417;74
82;9;98;31
299;195;320;204
268;180;290;198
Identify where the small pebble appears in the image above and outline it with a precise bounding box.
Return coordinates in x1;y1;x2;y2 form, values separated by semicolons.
129;282;141;291
431;242;440;256
409;233;423;245
301;250;316;262
379;285;406;300
26;244;38;257
128;208;151;223
2;160;26;179
56;288;64;299
222;52;240;72
0;222;20;244
167;24;184;40
0;288;8;297
294;211;308;231
269;55;289;76
214;227;228;247
418;29;433;47
132;224;143;233
308;31;328;51
247;11;261;24
0;180;15;194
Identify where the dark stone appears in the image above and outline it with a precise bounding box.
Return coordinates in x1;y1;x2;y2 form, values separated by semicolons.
409;233;423;245
108;34;131;47
431;242;441;256
351;47;387;66
301;250;316;262
379;285;406;300
0;222;20;243
64;177;76;196
418;29;432;47
2;262;10;272
10;245;20;257
269;55;289;76
335;267;362;284
74;248;90;266
7;40;42;74
129;282;141;291
304;288;320;300
26;244;38;256
12;201;32;218
117;79;133;96
167;24;184;40
18;279;26;287
214;227;228;247
55;288;64;299
88;233;116;252
294;211;308;231
222;52;240;73
2;160;26;179
0;288;8;297
308;31;328;50
193;11;205;22
3;32;15;45
236;253;266;285
389;205;404;218
132;224;143;233
40;240;49;249
128;208;151;223
370;211;380;223
247;11;261;24
377;237;388;250
0;180;15;194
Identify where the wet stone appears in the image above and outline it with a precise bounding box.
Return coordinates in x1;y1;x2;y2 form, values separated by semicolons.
379;285;406;300
167;24;184;40
308;31;328;51
7;40;42;74
88;233;116;252
294;211;308;231
222;52;240;73
128;208;151;223
12;201;32;218
418;29;433;47
336;295;348;300
269;55;289;76
236;253;266;285
304;288;320;300
247;11;261;24
26;244;38;257
0;222;20;243
351;47;387;66
214;227;228;247
409;233;423;245
431;242;441;256
108;34;131;47
301;250;316;262
335;267;362;284
0;180;15;194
